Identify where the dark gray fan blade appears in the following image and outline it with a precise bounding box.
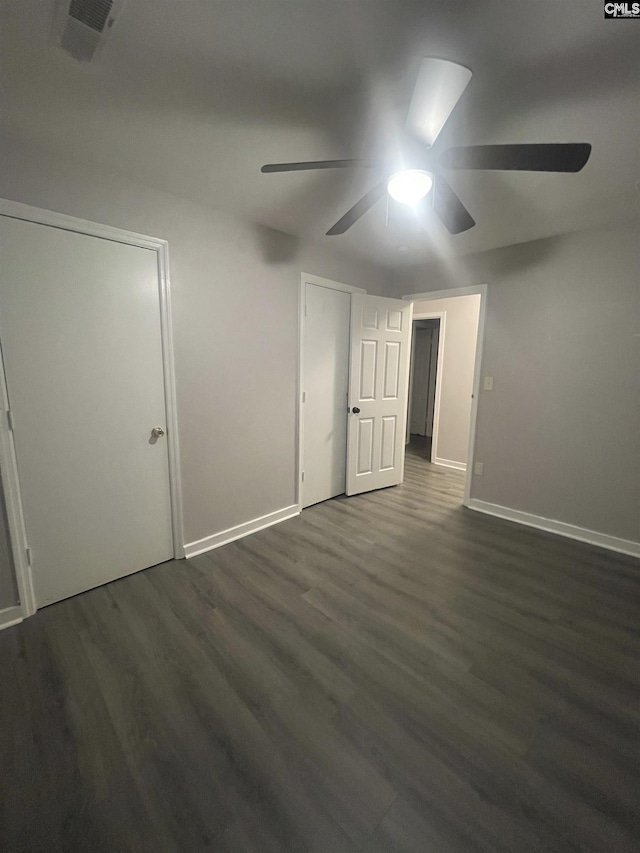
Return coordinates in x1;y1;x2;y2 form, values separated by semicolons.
261;159;380;173
326;183;387;235
439;143;592;173
433;176;475;234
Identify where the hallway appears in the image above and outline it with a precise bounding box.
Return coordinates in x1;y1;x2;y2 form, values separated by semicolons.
407;433;434;465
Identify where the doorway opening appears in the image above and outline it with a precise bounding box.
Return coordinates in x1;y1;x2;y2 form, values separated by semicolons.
407;316;442;465
403;285;487;507
298;275;413;509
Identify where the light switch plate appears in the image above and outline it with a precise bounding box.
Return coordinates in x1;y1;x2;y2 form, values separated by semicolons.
483;376;494;391
474;461;484;476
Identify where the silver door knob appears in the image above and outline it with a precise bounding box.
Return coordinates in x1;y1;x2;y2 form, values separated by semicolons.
151;427;165;438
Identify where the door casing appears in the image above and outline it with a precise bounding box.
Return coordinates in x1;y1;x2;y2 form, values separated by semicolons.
0;199;184;624
402;285;488;507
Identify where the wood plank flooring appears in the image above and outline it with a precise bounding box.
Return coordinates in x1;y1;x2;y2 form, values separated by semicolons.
1;444;639;852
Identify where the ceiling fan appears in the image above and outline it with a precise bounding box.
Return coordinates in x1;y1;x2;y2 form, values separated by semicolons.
260;58;592;236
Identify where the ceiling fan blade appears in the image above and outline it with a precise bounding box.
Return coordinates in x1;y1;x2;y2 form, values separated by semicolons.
439;143;592;172
326;183;387;235
433;176;475;235
261;159;380;173
406;58;472;147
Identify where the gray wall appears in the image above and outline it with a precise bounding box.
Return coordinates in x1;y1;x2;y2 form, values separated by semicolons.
1;135;637;610
413;295;481;467
0;139;390;568
394;222;640;543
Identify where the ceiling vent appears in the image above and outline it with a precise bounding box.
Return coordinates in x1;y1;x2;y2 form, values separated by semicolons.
52;0;127;62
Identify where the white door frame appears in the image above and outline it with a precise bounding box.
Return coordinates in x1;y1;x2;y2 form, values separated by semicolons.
0;336;35;628
0;199;185;626
297;273;365;511
403;285;488;507
409;312;446;463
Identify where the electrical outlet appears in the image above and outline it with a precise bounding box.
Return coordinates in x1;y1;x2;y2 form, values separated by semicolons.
483;376;494;391
474;461;484;476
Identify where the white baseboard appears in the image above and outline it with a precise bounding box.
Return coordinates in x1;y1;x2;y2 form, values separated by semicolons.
184;504;300;558
467;499;640;558
433;457;467;472
0;605;23;632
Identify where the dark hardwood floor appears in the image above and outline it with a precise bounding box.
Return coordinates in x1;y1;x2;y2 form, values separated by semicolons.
1;446;639;852
407;433;432;461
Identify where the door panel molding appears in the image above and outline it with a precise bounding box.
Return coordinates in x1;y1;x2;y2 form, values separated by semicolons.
0;198;184;621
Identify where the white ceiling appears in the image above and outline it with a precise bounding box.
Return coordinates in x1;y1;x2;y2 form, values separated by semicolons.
1;0;639;267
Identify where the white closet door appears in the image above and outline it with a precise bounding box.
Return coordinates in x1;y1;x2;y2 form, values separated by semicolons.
0;216;174;606
302;283;351;507
346;294;413;496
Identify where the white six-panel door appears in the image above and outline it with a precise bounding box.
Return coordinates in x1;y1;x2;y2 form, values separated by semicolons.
0;216;174;607
346;294;413;496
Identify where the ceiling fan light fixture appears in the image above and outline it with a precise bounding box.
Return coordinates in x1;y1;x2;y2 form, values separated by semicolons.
387;169;433;204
